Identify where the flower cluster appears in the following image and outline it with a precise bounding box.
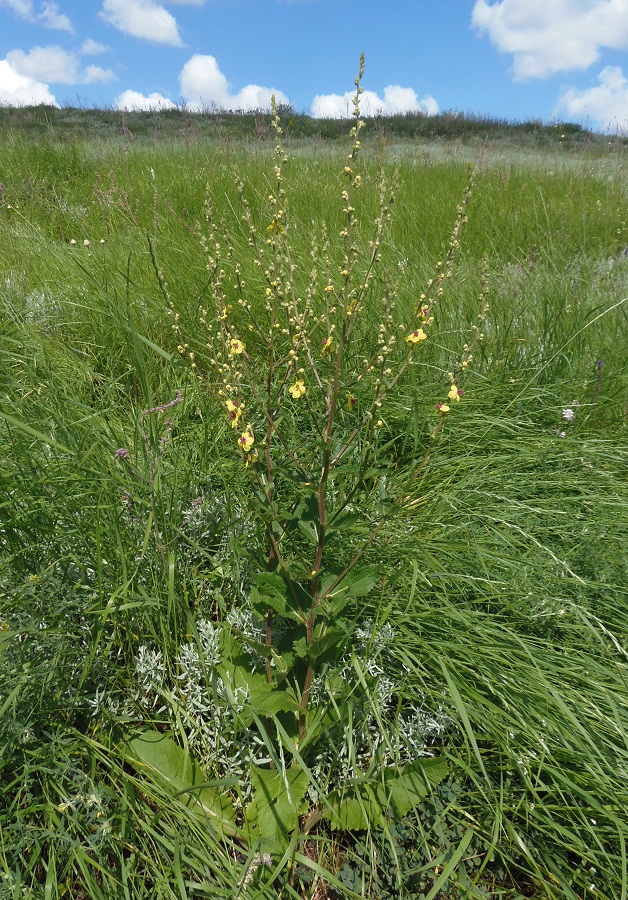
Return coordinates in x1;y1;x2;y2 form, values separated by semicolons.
225;398;244;428
289;379;306;399
238;424;257;466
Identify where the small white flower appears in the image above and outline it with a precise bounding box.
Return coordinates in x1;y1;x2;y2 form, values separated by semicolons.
83;239;90;247
562;408;575;421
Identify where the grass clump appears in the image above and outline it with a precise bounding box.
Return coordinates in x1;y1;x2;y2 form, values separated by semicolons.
1;59;627;899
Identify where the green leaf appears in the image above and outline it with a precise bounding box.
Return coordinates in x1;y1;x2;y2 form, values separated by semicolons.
320;565;381;604
247;685;301;715
376;756;449;818
322;757;447;831
292;628;345;662
125;729;236;833
297;518;319;544
246;765;309;847
345;568;380;597
249;572;289;617
325;797;372;831
310;627;346;661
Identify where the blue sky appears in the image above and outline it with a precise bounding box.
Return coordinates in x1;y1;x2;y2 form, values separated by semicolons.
1;0;627;131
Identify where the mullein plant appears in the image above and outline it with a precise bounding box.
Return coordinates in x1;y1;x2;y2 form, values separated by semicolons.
143;56;489;853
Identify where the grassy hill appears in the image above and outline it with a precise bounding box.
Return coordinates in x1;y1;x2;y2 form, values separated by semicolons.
1;101;623;149
1;99;627;899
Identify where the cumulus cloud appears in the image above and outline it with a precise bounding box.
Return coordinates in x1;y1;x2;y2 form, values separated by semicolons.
80;39;110;56
0;57;58;105
557;66;628;131
39;1;72;30
472;0;628;81
99;0;184;46
116;89;177;110
0;0;72;31
115;55;288;112
6;45;116;85
84;65;117;84
311;85;438;118
179;54;289;110
7;45;79;83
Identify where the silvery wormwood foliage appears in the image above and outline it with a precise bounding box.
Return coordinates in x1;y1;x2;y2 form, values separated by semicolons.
127;620;271;794
122;618;450;804
307;621;451;801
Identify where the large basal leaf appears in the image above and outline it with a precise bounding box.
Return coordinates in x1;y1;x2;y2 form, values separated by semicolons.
377;757;449;818
323;756;448;831
125;729;236;834
246;765;310;848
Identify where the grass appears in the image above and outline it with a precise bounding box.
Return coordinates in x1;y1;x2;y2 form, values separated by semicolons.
0;108;627;898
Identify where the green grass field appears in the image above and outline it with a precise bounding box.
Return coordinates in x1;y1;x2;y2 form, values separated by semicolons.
1;104;627;899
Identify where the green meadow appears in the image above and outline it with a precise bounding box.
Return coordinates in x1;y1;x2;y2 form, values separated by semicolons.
1;102;627;899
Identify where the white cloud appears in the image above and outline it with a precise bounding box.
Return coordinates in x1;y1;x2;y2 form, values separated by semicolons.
0;57;58;105
557;66;628;131
311;86;438;118
84;64;117;84
115;55;288;112
99;0;184;46
0;0;72;30
0;1;35;17
39;1;72;31
7;45;78;83
6;45;116;85
179;54;289;110
116;89;177;110
80;39;110;56
472;0;628;81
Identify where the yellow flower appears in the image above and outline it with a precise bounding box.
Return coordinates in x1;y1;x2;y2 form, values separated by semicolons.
406;328;427;345
448;385;462;402
238;425;254;453
225;399;244;427
414;303;429;320
289;380;306;399
347;393;357;410
229;338;245;355
267;218;285;235
321;336;334;355
436;403;450;414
